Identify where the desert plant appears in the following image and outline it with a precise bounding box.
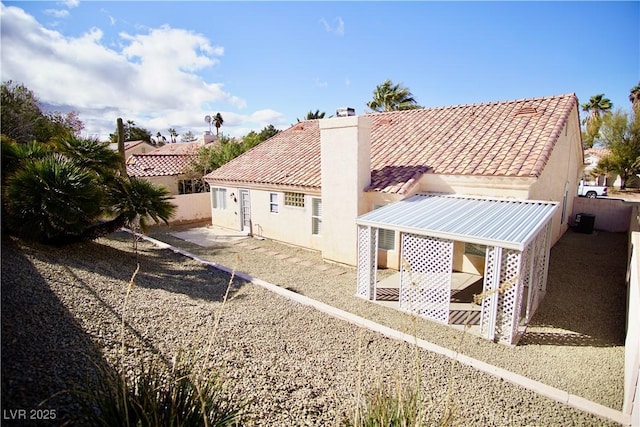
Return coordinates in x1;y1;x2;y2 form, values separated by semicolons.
80;355;244;427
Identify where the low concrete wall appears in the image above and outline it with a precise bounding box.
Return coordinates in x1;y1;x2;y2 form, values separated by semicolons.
170;192;211;224
624;229;639;424
570;197;633;232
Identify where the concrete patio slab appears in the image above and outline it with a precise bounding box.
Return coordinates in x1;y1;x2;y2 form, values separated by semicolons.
170;226;248;248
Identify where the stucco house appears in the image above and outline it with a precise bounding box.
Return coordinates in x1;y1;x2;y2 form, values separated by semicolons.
582;147;628;188
204;93;583;268
204;93;584;344
108;140;156;160
126;134;218;223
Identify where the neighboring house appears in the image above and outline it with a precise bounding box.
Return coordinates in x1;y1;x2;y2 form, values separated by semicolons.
583;147;623;187
204;93;584;345
108;140;156;160
127;134;218;223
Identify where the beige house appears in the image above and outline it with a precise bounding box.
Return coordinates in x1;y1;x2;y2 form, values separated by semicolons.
108;140;156;160
204;93;585;344
126;137;218;223
204;93;584;269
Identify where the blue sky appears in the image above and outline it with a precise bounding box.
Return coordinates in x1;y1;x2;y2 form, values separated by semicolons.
1;1;638;141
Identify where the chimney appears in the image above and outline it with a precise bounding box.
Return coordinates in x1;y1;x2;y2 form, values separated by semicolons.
198;131;216;145
336;107;356;117
319;111;372;265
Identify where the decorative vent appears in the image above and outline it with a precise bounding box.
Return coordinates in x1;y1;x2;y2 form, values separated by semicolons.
514;106;539;117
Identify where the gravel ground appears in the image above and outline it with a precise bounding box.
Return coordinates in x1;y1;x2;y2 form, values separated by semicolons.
1;228;626;426
147;223;628;412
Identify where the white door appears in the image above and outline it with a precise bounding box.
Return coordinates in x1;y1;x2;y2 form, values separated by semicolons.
239;189;251;232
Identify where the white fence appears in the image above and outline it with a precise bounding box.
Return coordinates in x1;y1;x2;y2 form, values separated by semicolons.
624;208;640;425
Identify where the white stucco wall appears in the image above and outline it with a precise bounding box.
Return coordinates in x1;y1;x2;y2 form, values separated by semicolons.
320;115;372;265
208;185;242;230
528;106;583;246
248;190;323;251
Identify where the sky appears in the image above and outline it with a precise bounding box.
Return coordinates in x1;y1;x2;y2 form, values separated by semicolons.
1;1;638;142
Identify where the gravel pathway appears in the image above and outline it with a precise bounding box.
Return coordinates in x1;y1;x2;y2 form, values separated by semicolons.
1;229;625;426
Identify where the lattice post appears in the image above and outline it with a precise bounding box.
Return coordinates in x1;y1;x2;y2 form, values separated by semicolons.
497;249;522;345
400;234;453;324
356;225;377;300
480;246;502;341
524;242;536;323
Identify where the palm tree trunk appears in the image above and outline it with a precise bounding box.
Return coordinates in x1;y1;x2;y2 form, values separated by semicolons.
45;214;127;246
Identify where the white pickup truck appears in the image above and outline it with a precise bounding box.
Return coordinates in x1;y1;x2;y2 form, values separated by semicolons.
577;180;607;198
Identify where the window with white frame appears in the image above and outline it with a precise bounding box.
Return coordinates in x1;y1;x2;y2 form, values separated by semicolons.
311;198;322;235
211;187;227;210
284;192;305;207
270;193;279;213
373;204;396;250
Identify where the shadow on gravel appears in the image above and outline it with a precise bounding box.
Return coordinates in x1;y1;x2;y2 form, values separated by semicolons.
25;231;247;303
522;229;628;347
1;239;111;425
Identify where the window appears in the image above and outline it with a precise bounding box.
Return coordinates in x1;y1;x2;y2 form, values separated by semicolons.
373;204;396;250
378;229;396;250
284;192;305;207
270;193;279;213
178;179;210;195
311;198;322;235
211;187;226;210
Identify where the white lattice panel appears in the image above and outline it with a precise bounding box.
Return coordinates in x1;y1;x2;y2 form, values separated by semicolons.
480;247;498;337
520;244;534;323
480;247;523;344
356;225;377;300
399;234;452;324
496;249;522;344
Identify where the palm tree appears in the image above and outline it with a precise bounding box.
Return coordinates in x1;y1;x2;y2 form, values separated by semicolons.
125;120;135;140
2;135;176;245
5;154;104;244
581;94;613;148
581;94;613;125
367;79;420;112
168;128;178;143
303;110;326;120
214;113;224;136
629;83;640;110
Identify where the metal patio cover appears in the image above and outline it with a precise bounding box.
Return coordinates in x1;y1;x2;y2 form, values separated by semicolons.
356;194;558;251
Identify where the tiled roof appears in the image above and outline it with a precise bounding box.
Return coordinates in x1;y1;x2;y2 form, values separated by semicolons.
148;142;207;155
584;147;611;159
108;140;152;151
205;93;579;194
126;154;195;177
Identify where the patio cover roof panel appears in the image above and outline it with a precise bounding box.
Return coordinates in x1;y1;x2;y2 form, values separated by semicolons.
356;194;558;251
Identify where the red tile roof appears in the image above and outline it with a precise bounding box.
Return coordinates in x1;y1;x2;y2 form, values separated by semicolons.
205;93;579;194
126;154;195;177
148;142;206;155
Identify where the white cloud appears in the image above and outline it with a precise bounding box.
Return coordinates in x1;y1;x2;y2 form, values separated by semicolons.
319;16;344;37
345;77;351;87
61;0;80;8
0;4;278;140
44;9;69;18
314;78;328;88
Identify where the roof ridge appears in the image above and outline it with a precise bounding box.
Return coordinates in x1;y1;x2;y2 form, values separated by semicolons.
365;93;577;116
